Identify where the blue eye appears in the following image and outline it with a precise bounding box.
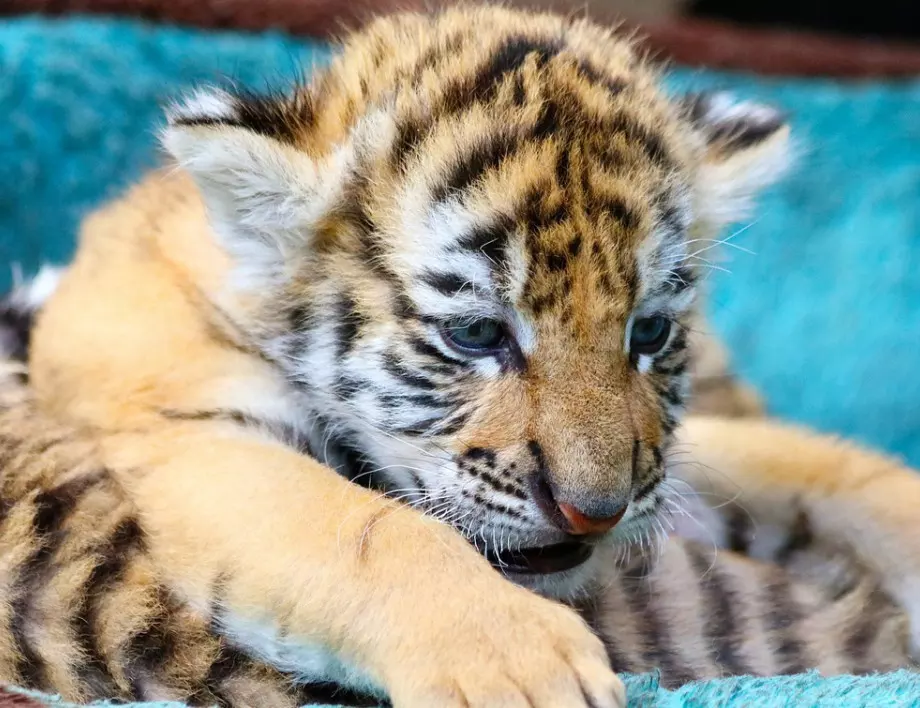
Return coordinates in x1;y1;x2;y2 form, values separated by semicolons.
442;319;507;353
630;316;671;355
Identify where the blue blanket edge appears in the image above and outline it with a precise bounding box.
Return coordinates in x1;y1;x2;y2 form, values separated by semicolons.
9;669;920;707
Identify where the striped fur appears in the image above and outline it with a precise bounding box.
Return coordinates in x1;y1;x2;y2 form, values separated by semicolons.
5;4;918;706
0;357;913;701
0;361;378;705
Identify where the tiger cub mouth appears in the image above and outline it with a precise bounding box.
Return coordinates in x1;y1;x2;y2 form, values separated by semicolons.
484;541;594;575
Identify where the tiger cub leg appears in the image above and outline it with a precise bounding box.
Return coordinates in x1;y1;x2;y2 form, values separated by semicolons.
0;394;346;706
92;422;622;708
586;537;912;687
667;415;920;656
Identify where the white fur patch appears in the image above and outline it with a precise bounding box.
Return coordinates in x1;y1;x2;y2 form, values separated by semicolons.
220;613;384;695
690;93;794;230
8;264;64;311
167;87;239;123
161;107;351;293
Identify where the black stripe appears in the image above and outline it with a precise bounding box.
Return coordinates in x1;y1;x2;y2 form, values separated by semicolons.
392;417;443;437
667;328;689;358
664;268;696;297
72;518;146;699
287;303;314;334
764;570;809;674
658;199;688;237
379;392;447;411
660;385;684;409
382;353;436;391
0;299;35;362
122;596;178;699
430;130;520;203
620;559;695;686
439;35;562;112
390;116;427;171
567;235;583;258
531;96;562;140
332;375;362;401
685;543;749;676
774;510;814;564
709;114;785;152
10;474;105;689
335;293;367;359
570;57;628;97
32;474;103;537
844;587;891;670
454;217;514;274
602;111;672;167
392;34;589;174
519;185;569;232
420;270;470;297
555;148;571;186
633;474;663;503
408;336;467;369
199;646;255;707
434;410;470;436
661;410;679;438
173;91;315;146
591;194;640;231
383;352;437;391
463;447;497;466
653;359;688;378
572;594;635;674
297;682;383;708
391;291;417;320
725;506;753;554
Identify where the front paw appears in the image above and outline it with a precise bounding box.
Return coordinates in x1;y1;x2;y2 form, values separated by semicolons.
383;582;624;708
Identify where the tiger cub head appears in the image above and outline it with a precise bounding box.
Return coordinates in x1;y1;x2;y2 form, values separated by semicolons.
163;5;790;596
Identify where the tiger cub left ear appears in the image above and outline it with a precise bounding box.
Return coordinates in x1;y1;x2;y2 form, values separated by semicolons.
683;91;793;230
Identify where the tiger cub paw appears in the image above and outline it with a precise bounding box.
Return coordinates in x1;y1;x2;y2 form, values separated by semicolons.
384;582;624;707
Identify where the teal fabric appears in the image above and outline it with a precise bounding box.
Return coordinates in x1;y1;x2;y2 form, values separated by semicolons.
10;669;920;707
1;14;919;707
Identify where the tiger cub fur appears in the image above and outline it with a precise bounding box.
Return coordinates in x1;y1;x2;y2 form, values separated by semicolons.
0;291;914;702
4;4;920;706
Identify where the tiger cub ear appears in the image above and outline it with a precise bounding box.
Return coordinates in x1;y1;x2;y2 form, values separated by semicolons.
683;91;793;231
161;88;340;288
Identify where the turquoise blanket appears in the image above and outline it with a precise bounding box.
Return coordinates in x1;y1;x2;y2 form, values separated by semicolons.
1;14;919;707
10;670;920;707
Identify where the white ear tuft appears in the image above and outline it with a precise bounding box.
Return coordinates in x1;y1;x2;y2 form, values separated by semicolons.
161;87;336;289
166;87;241;125
684;91;794;230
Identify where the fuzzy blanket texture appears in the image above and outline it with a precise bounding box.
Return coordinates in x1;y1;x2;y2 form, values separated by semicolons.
1;13;919;708
3;670;920;707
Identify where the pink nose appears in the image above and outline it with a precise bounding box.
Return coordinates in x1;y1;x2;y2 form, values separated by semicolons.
557;502;626;535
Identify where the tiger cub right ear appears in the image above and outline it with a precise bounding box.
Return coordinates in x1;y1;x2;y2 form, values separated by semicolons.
682;91;794;231
161;88;340;289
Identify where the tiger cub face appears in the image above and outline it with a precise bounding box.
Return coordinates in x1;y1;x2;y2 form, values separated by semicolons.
164;6;790;596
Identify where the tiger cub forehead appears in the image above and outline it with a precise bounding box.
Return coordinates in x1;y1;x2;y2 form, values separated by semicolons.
171;6;704;336
165;4;788;341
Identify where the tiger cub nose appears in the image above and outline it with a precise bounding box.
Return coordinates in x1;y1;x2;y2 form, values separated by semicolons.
531;472;627;535
557;501;626;535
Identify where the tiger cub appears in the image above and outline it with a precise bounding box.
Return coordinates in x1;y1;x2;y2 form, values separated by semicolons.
5;4;919;706
0;289;915;703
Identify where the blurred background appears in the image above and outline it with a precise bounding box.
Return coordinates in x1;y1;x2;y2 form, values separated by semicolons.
1;0;918;465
